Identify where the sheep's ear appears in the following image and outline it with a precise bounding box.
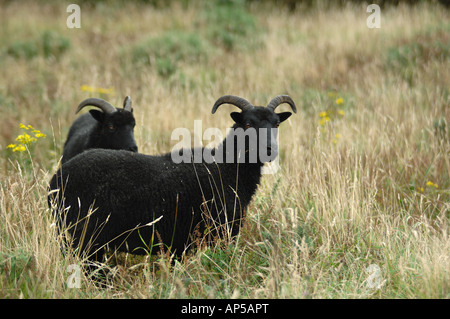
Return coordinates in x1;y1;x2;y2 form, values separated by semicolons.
278;112;292;123
230;112;243;124
89;110;105;123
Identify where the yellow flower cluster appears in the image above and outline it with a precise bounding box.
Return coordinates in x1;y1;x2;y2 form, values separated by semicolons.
417;181;439;193
318;92;347;145
332;133;341;144
7;123;46;152
81;85;115;95
8;144;27;152
319;111;331;126
426;181;438;188
318;94;345;127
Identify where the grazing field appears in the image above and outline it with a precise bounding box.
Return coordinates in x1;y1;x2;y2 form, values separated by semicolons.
0;0;448;298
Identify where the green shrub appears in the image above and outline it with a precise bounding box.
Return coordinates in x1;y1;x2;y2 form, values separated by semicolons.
6;40;39;60
40;31;71;59
5;30;71;60
202;0;261;51
130;31;206;77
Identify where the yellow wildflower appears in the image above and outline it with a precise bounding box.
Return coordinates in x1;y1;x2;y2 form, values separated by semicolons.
6;122;46;154
319;117;330;126
338;109;345;116
12;145;27;152
81;85;94;92
16;133;37;145
319;111;328;118
335;133;341;139
32;128;46;138
426;181;438;188
16;134;24;142
335;98;344;105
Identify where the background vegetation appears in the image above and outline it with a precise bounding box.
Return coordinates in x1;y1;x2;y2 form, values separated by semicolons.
0;0;448;298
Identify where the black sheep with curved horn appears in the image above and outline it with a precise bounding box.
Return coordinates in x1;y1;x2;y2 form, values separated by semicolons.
61;96;138;164
49;94;296;267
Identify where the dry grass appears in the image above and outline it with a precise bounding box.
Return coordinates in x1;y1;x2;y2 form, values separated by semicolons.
0;0;448;298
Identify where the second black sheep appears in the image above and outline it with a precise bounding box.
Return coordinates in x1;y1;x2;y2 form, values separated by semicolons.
61;96;138;164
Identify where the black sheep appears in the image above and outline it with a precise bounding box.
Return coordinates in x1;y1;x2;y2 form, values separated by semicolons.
61;96;138;164
48;95;296;263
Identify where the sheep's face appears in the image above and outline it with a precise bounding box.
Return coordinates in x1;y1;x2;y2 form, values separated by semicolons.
229;107;292;163
212;95;296;164
90;109;138;152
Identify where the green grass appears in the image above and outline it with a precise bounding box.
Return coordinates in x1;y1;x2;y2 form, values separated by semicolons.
3;30;70;60
0;0;448;298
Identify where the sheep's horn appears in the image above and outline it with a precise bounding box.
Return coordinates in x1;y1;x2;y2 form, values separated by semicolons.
266;95;297;113
123;96;132;112
212;95;254;114
75;98;117;114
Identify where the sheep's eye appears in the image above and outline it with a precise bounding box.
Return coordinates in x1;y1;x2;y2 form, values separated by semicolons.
245;123;251;129
108;124;115;131
276;123;280;128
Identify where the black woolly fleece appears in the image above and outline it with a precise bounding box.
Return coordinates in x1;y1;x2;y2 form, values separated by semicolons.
49;138;263;261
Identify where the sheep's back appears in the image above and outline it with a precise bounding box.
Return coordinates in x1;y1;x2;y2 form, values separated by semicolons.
62;113;97;163
49;148;257;255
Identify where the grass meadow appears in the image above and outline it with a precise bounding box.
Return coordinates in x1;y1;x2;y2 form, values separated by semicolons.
0;0;448;298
